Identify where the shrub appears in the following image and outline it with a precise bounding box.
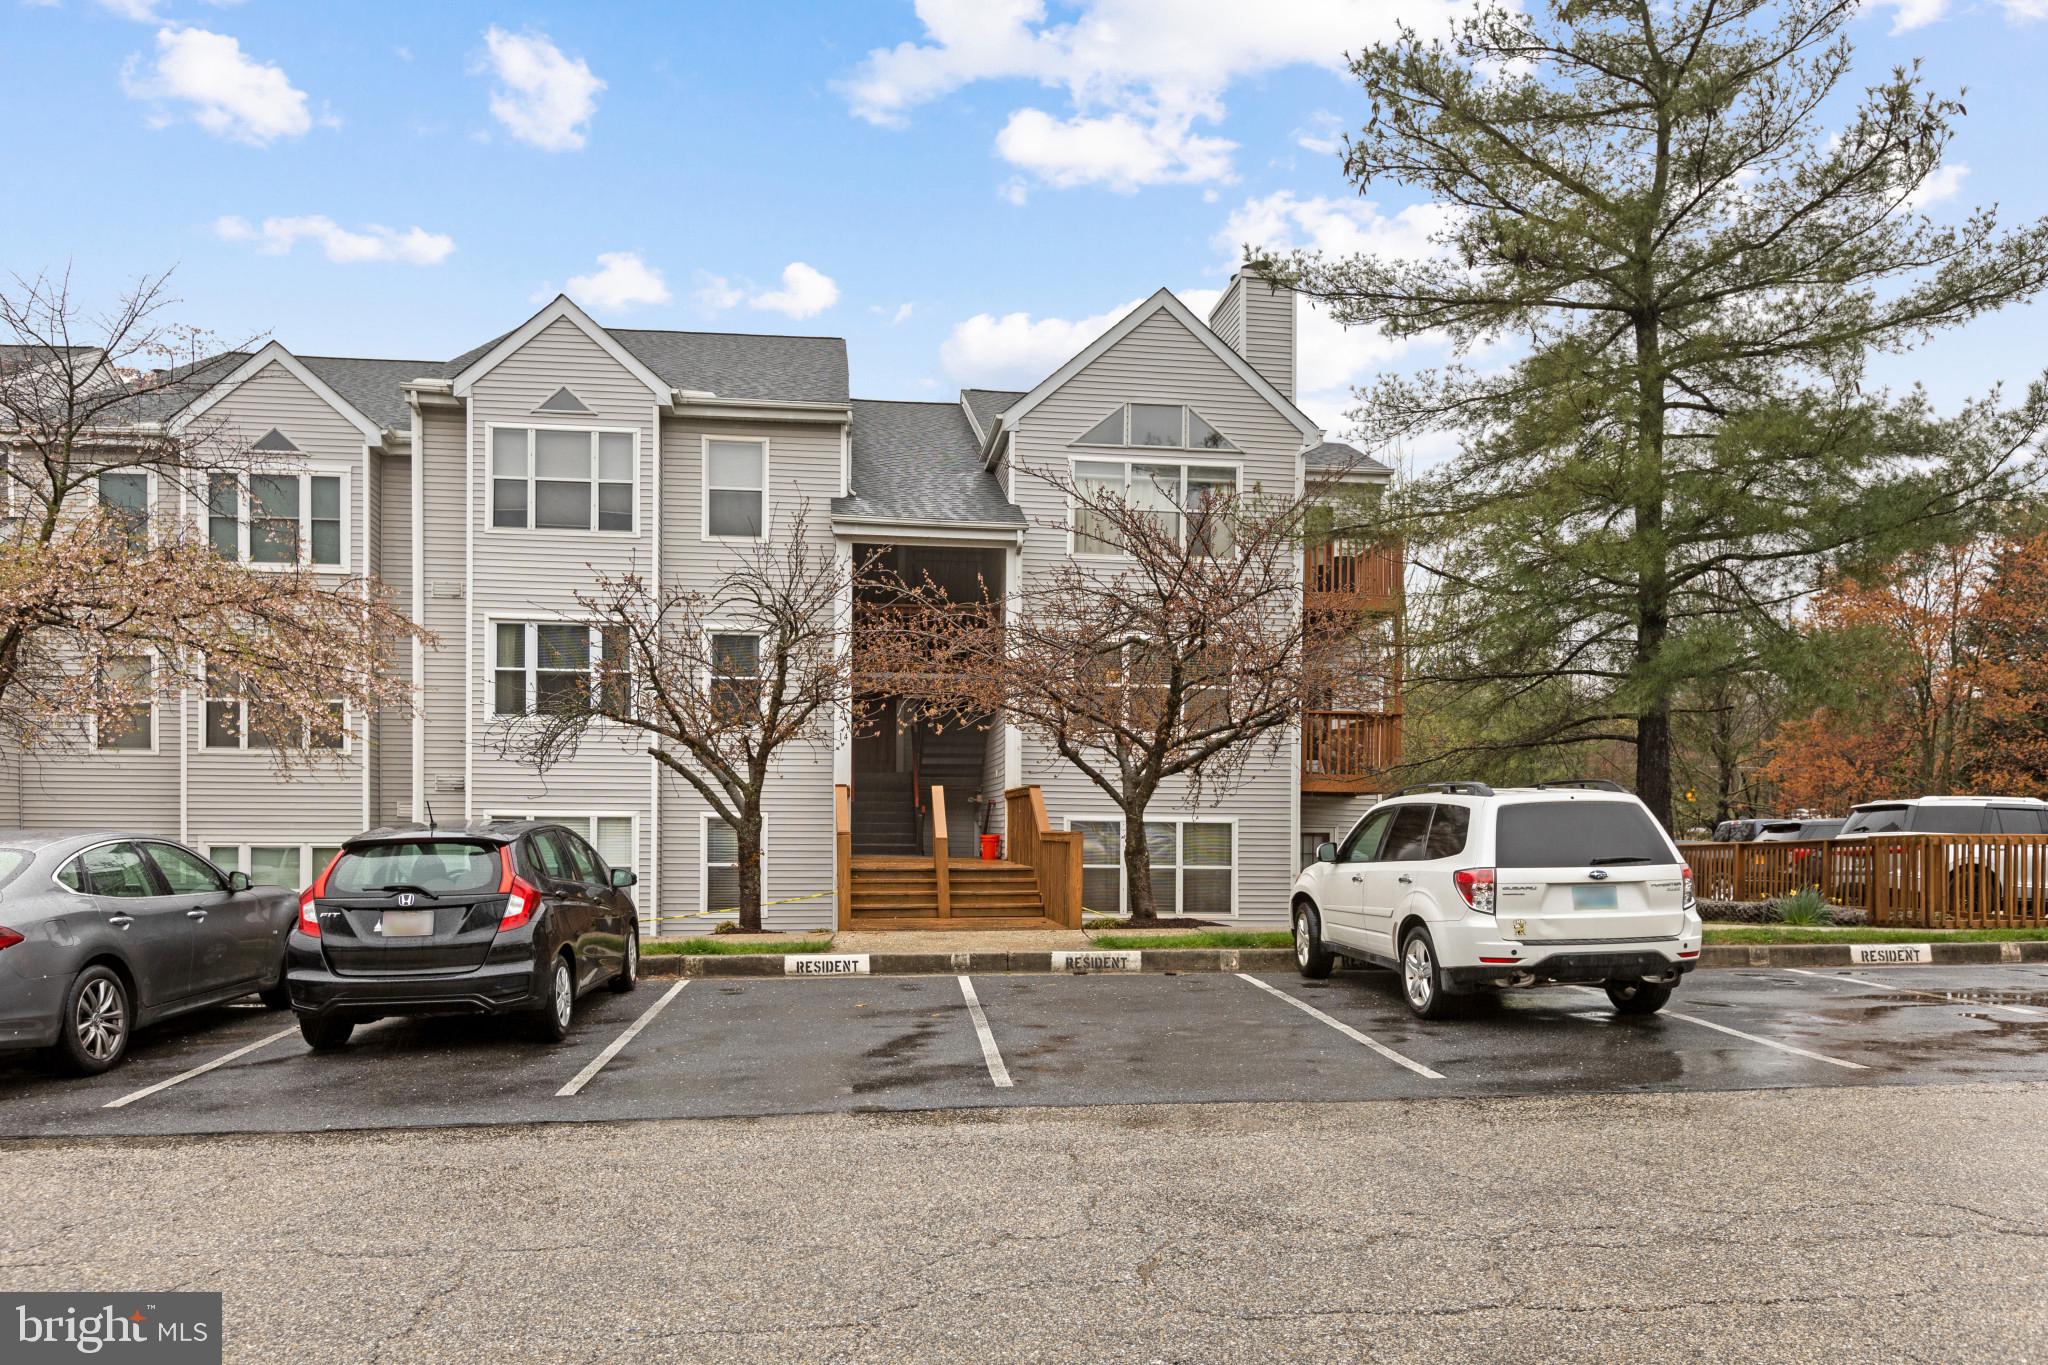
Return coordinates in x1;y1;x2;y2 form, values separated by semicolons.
1775;888;1829;926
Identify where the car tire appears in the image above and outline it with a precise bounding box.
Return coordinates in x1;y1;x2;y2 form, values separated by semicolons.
1605;979;1672;1015
257;953;291;1011
610;928;639;994
1292;903;1334;979
298;1014;354;1051
52;965;132;1076
529;952;576;1043
1399;925;1456;1020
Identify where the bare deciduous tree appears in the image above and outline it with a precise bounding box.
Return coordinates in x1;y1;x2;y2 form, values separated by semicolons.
0;268;427;761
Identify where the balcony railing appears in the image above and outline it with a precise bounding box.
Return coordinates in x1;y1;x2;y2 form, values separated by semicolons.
1301;709;1402;792
1304;540;1402;614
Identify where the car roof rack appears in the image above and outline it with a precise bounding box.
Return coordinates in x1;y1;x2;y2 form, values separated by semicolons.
1527;778;1629;793
1388;781;1495;799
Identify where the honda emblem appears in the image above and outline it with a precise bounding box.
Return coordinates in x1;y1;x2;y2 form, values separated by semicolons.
397;893;415;907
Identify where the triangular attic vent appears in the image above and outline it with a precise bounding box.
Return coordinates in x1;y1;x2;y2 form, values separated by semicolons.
536;386;593;414
251;428;299;452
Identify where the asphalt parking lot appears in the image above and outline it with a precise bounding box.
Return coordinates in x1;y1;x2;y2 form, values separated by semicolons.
2;962;2045;1138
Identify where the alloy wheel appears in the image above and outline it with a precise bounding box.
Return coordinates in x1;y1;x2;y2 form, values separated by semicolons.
75;978;125;1062
553;961;573;1030
1403;937;1433;1011
625;933;638;982
1294;915;1312;966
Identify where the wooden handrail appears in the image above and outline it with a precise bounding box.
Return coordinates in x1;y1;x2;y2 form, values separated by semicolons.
834;783;853;932
1300;709;1402;782
1004;785;1083;928
1304;540;1402;609
931;784;951;919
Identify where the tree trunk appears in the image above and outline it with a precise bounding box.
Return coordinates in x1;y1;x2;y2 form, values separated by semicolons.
736;813;766;933
1122;810;1161;922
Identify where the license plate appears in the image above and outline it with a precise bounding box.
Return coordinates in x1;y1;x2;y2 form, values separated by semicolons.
1571;884;1619;911
381;909;435;937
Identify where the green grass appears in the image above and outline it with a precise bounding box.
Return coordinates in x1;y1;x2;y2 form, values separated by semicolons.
1086;930;1295;950
643;935;833;955
1704;926;2048;945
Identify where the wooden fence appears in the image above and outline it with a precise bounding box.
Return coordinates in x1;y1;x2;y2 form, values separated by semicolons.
1677;834;2048;928
1004;785;1084;929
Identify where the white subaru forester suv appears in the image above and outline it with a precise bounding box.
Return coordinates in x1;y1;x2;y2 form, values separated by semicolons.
1290;780;1705;1019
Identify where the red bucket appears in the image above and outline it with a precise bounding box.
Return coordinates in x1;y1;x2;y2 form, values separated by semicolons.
979;834;1002;861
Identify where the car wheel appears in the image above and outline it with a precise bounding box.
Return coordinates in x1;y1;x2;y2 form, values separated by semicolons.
530;952;575;1043
1293;903;1334;979
257;952;291;1010
52;965;131;1075
298;1015;354;1051
1605;979;1672;1015
1400;926;1456;1020
610;927;639;994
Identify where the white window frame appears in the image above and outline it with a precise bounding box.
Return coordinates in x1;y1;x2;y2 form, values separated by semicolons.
699;810;765;920
205;466;353;572
96;467;157;551
488;617;629;719
1066;814;1239;919
204;842;345;891
700;624;766;718
89;651;158;755
1067;402;1238;453
484;421;640;536
487;810;640;885
700;434;770;544
1066;454;1242;560
201;662;350;753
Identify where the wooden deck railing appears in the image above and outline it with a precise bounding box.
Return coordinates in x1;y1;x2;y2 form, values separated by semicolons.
930;784;952;919
1004;785;1083;928
834;783;853;931
1677;833;2048;928
1300;709;1402;791
1304;540;1402;612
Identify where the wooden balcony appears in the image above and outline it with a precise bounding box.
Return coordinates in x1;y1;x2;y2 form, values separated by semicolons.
1305;540;1402;615
1301;709;1402;793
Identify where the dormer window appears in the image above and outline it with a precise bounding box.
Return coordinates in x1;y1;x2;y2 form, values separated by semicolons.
1073;403;1236;452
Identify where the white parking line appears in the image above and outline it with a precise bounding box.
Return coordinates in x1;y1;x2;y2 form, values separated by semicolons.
556;981;688;1098
1235;974;1443;1080
958;976;1013;1089
102;1026;298;1110
1783;967;2047;1020
1568;986;1868;1070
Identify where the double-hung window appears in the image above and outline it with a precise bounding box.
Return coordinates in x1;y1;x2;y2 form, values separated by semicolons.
95;655;154;751
1070;459;1238;557
1072;817;1235;917
703;438;766;540
702;815;754;915
207;472;345;567
491;426;635;532
708;632;763;720
204;662;344;749
98;471;149;551
493;622;630;716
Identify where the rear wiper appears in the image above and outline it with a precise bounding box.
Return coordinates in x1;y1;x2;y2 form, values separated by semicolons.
369;883;442;900
1589;855;1654;865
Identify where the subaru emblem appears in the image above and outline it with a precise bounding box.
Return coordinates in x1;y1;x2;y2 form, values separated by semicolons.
397;893;415;907
1587;869;1609;881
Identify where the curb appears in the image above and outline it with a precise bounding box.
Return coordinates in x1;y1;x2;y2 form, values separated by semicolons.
641;941;2047;979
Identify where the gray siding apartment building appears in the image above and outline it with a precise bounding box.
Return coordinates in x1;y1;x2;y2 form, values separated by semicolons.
15;272;1399;932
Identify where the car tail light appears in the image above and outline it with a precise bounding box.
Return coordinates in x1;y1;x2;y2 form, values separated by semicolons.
1681;865;1696;913
500;877;539;933
297;850;343;937
0;926;22;952
1453;867;1496;915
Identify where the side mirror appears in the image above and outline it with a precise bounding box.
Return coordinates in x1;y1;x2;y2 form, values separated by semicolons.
610;868;638;889
227;870;252;892
1315;842;1338;864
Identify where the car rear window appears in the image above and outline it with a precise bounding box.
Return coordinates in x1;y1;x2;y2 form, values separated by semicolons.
1840;805;1906;835
327;841;502;896
1493;801;1674;868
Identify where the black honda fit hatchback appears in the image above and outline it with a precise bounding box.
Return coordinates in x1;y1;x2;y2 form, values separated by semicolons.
286;820;639;1049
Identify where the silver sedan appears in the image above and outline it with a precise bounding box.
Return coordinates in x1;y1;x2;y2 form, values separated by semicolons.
0;831;299;1074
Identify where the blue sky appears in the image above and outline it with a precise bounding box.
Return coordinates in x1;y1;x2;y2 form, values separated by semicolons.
5;0;2046;438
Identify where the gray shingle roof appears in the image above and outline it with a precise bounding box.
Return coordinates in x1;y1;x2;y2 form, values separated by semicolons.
833;399;1025;526
960;388;1026;441
612;328;847;404
299;356;451;430
1304;440;1393;477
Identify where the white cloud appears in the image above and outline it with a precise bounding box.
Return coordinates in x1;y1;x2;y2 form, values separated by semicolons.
941;296;1143;387
749;262;841;319
566;252;671;311
481;27;603;152
213;215;455;265
872;302;916;325
1873;0;2046;27
122;26;317;145
698;264;842;320
998;178;1030;207
840;0;1462;190
1904;161;1970;211
97;0;164;19
1294;110;1345;156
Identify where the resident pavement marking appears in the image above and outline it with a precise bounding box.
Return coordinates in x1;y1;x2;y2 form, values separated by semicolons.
557;980;689;1098
102;1026;299;1110
1783;967;2046;1020
958;976;1013;1089
1235;974;1443;1080
1569;987;1867;1070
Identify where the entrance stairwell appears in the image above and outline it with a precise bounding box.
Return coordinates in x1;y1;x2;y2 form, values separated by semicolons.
834;784;1084;931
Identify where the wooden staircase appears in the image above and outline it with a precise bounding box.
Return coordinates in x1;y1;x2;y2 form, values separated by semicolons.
848;856;1060;930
